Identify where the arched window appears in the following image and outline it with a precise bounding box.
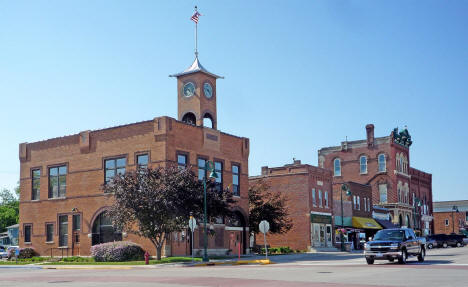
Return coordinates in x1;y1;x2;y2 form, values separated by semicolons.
333;158;341;176
399;214;403;227
91;212;122;246
378;154;386;172
406;215;411;228
359;156;367;174
182;112;196;125
203;113;214;128
396;154;400;172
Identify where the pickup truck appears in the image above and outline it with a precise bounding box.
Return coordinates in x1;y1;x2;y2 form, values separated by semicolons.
364;228;425;264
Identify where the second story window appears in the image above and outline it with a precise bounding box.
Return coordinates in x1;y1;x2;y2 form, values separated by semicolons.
324;191;328;207
137;154;148;169
357;196;361;210
334;159;341;176
359;156;367;174
214;161;223;191
105;157;126;184
379;184;387;203
177;154;187;170
312;188;316;206
232;165;240;196
378;154;386;172
198;158;206;180
49;166;67;198
364;197;367;211
32;169;40;200
318;190;322;207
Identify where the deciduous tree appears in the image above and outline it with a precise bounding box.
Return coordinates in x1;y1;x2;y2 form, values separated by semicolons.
104;166;234;260
248;179;293;235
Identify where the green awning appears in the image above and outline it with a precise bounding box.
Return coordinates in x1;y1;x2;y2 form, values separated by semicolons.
461;229;468;236
334;216;352;227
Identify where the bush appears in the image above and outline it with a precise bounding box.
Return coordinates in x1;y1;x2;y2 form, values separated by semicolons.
91;241;145;262
14;248;38;259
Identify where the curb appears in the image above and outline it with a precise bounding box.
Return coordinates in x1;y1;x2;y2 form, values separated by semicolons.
41;265;134;270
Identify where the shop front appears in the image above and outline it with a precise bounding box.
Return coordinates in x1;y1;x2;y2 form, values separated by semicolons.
349;217;382;249
310;212;333;248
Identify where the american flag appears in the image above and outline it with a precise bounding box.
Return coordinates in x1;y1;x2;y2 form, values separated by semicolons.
191;11;201;23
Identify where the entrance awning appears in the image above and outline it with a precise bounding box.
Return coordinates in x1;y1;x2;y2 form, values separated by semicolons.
375;219;398;229
352;217;382;230
334;216;352;227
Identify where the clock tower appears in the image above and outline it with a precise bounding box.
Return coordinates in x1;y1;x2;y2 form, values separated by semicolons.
170;56;222;129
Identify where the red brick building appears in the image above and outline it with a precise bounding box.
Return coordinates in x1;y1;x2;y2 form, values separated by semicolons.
433;201;468;235
18;55;250;257
318;124;433;236
249;160;333;251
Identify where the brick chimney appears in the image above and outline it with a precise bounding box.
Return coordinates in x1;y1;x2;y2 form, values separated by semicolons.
366;124;375;147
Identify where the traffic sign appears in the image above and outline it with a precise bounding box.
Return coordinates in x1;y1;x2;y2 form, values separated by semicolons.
259;220;270;234
189;217;197;231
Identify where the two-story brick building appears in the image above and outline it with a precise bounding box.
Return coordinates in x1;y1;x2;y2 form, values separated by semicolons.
433;200;468;235
318;124;433;236
18;55;250;257
249;160;333;251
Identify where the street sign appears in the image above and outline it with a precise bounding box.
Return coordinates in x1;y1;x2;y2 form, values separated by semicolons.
189;217;197;231
259;220;270;260
259;220;270;234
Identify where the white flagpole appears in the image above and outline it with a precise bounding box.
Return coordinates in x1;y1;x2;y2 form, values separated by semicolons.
195;6;198;58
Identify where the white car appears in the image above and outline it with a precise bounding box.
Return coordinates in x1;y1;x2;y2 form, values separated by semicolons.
0;247;8;259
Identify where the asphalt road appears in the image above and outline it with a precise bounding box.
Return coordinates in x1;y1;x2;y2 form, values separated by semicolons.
1;246;467;287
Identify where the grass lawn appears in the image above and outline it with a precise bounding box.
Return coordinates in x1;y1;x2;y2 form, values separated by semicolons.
43;256;203;265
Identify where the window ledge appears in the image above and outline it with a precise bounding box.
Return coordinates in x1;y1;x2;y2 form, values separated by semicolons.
24;242;32;245
48;197;67;201
58;246;69;249
31;199;40;202
45;241;54;244
360;172;368;175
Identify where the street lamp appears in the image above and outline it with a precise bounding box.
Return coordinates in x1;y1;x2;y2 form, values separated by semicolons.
202;161;218;262
340;184;352;251
452;205;459;234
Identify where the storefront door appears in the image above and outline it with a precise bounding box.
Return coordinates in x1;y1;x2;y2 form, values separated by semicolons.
325;224;332;247
312;223;321;247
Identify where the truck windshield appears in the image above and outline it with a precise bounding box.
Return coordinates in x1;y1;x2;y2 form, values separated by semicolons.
374;230;404;241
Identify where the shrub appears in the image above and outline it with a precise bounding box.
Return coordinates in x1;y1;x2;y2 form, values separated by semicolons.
91;241;145;262
16;248;37;259
62;256;95;263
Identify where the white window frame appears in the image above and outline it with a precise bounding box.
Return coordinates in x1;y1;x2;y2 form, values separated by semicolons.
378;154;386;172
334;158;341;176
312;188;316;207
445;219;449;226
359;155;367;174
318;190;323;207
324;191;328;208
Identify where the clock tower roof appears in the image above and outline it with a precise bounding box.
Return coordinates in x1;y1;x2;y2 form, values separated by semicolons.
169;56;223;79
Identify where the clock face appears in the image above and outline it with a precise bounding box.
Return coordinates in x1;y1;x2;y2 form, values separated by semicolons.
183;82;195;98
203;82;213;99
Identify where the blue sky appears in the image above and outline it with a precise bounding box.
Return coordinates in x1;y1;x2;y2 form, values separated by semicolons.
1;1;467;201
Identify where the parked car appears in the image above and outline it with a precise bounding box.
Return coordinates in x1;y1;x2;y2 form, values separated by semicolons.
431;234;464;248
0;246;8;259
364;228;425;265
426;235;438;249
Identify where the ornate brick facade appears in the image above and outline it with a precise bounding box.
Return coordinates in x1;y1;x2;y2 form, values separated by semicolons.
18;56;250;257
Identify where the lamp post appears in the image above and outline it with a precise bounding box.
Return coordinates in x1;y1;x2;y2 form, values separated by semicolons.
202;160;218;262
340;184;351;251
452;205;459;234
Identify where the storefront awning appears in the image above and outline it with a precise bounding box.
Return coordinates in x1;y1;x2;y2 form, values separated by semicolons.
375;219;398;229
461;229;468;236
352;217;382;230
334;216;352;227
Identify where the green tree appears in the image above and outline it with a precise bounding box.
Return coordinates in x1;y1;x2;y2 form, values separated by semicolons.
248;179;293;235
104;166;235;260
0;187;19;232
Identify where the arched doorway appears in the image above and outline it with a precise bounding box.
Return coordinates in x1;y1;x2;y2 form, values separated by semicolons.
91;212;122;245
399;214;403;227
227;211;247;254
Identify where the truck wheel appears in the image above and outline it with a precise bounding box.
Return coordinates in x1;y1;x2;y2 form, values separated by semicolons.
366;257;374;265
398;250;407;264
418;248;425;262
388;258;394;262
456;242;461;247
442;242;448;248
427;243;433;249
